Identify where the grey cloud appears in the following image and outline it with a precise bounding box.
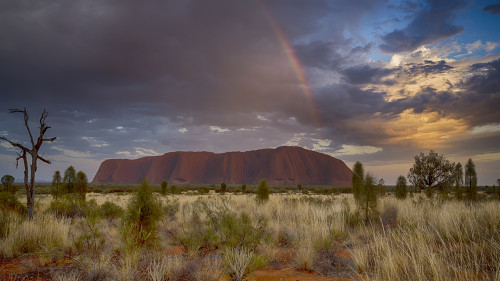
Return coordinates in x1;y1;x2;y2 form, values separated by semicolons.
483;3;500;14
341;65;394;84
380;0;467;53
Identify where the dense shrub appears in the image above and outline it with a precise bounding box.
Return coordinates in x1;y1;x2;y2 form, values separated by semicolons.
160;180;168;195
122;178;162;249
256;179;270;203
0;192;26;215
99;201;124;220
46;195;97;218
198;186;209;194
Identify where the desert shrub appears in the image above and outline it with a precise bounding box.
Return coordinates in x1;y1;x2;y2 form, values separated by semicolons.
395;175;408;199
170;185;178;194
46;195;96;218
73;207;105;256
147;256;185;281
220;182;227;193
224;247;253;281
99;201;124;220
178;212;217;257
198;186;209;194
160;180;168;195
122;178;162;249
293;240;316;271
0;192;26;215
256;179;270;203
241;184;247;193
75;171;88;200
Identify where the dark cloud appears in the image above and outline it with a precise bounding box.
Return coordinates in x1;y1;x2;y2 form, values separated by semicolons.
0;0;499;185
483;3;500;14
341;65;394;84
400;60;454;76
380;0;467;53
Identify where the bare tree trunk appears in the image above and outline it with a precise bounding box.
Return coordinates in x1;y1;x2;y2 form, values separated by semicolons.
0;108;56;220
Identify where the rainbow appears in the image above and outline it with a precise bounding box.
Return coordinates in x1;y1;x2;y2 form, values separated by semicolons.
259;2;322;129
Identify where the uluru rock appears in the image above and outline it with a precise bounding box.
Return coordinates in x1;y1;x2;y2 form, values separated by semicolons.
92;146;352;186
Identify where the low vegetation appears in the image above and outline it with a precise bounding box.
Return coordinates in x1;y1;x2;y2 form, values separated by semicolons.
0;185;499;280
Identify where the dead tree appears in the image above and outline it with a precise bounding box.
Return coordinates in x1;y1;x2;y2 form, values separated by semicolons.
0;108;56;219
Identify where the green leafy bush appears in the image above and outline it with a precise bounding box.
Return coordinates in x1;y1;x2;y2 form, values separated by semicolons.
0;192;26;215
160;180;168;195
122;178;162;249
46;195;96;218
256;179;270;203
98;201;124;220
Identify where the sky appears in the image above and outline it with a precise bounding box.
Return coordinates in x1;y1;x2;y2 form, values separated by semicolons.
1;0;500;185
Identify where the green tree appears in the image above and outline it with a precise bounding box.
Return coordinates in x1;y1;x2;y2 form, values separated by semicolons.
75;171;88;200
464;159;477;201
297;184;303;192
0;108;56;219
1;175;15;194
408;150;454;191
352;161;364;203
395;175;407;199
123;178;162;249
241;184;247;193
220;182;227;193
378;178;386;196
160;180;168;195
360;173;378;223
51;171;62;199
453;163;464;200
256;179;270;203
63;166;76;193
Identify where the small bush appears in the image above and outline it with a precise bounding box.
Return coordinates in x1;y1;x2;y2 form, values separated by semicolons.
221;182;227;193
122;178;162;249
256;179;270;203
46;195;96;218
0;192;26;215
99;201;124;220
198;186;209;194
224;247;253;281
160;180;168;195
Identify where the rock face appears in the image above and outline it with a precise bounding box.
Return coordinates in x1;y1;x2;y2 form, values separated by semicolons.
92;146;352;186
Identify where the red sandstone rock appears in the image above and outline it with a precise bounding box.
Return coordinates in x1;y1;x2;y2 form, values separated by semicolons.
91;146;352;186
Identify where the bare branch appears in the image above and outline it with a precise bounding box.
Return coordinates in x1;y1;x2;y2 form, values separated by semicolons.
15;151;26;169
42;137;57;142
9;108;35;148
38;155;51;164
0;136;31;152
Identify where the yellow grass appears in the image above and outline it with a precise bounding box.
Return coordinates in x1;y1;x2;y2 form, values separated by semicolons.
2;192;499;280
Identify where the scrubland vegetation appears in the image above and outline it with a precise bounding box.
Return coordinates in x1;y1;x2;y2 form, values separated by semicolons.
1;183;500;280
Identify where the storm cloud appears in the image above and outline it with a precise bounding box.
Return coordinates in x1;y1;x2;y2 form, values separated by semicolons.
1;0;499;185
380;0;467;53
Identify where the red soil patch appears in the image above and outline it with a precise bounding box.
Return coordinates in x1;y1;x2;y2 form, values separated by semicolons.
0;256;74;281
249;267;354;281
165;245;185;256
